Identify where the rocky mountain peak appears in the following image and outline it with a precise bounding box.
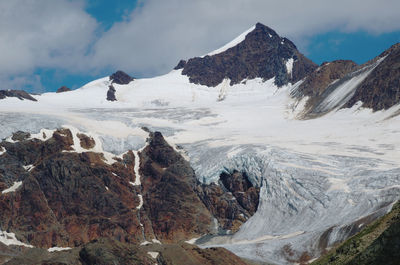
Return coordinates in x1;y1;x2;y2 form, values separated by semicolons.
109;70;134;85
177;22;317;87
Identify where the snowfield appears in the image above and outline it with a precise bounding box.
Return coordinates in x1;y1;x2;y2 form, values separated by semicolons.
0;67;399;264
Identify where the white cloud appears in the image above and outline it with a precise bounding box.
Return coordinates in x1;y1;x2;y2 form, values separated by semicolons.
91;0;400;77
1;0;400;90
0;0;98;91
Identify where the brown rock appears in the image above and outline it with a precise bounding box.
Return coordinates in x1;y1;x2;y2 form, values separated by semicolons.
197;171;260;232
0;129;144;248
56;86;71;93
140;132;213;242
77;133;95;149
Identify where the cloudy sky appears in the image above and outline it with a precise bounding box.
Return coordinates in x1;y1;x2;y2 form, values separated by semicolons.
1;0;400;93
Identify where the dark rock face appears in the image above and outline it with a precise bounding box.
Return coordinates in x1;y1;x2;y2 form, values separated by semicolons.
196;171;260;232
174;60;187;70
56;86;71;93
106;85;116;101
0;90;37;101
345;43;400;111
109;70;133;85
140;132;213;242
179;23;317;87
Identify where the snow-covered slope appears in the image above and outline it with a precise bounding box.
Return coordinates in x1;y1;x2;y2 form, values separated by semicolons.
0;25;399;265
203;25;256;57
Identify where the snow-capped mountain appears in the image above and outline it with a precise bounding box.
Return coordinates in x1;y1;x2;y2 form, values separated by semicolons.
0;23;399;265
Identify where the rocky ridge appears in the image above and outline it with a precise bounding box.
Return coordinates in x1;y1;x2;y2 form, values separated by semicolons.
177;22;317;87
293;42;400;118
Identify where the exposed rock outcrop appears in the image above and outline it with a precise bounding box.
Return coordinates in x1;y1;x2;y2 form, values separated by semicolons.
0;90;37;101
0;129;143;248
140;132;213;242
106;85;117;101
109;70;133;85
178;22;317;87
196;171;260;233
56;86;71;93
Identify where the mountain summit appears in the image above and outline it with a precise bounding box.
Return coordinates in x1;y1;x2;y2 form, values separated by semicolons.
175;22;317;87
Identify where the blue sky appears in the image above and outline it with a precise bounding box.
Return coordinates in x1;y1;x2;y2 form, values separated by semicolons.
1;0;400;93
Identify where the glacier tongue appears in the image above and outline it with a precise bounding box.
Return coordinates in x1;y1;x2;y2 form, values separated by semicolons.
193;144;400;264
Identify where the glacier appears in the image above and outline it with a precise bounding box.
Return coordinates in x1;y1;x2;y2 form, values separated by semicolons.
0;67;399;264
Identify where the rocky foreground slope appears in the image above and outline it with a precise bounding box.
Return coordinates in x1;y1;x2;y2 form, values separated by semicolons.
312;201;400;265
0;128;255;264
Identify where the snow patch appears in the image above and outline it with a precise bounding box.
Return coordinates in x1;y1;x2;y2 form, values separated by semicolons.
0;230;33;247
29;129;56;141
2;181;22;194
136;194;143;209
147;251;159;259
140;241;151;246
48;247;72;252
5;136;17;143
23;164;34;171
185;237;200;244
285;58;294;77
62;125;118;165
0;146;6;156
132;151;142;185
152;238;162;244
